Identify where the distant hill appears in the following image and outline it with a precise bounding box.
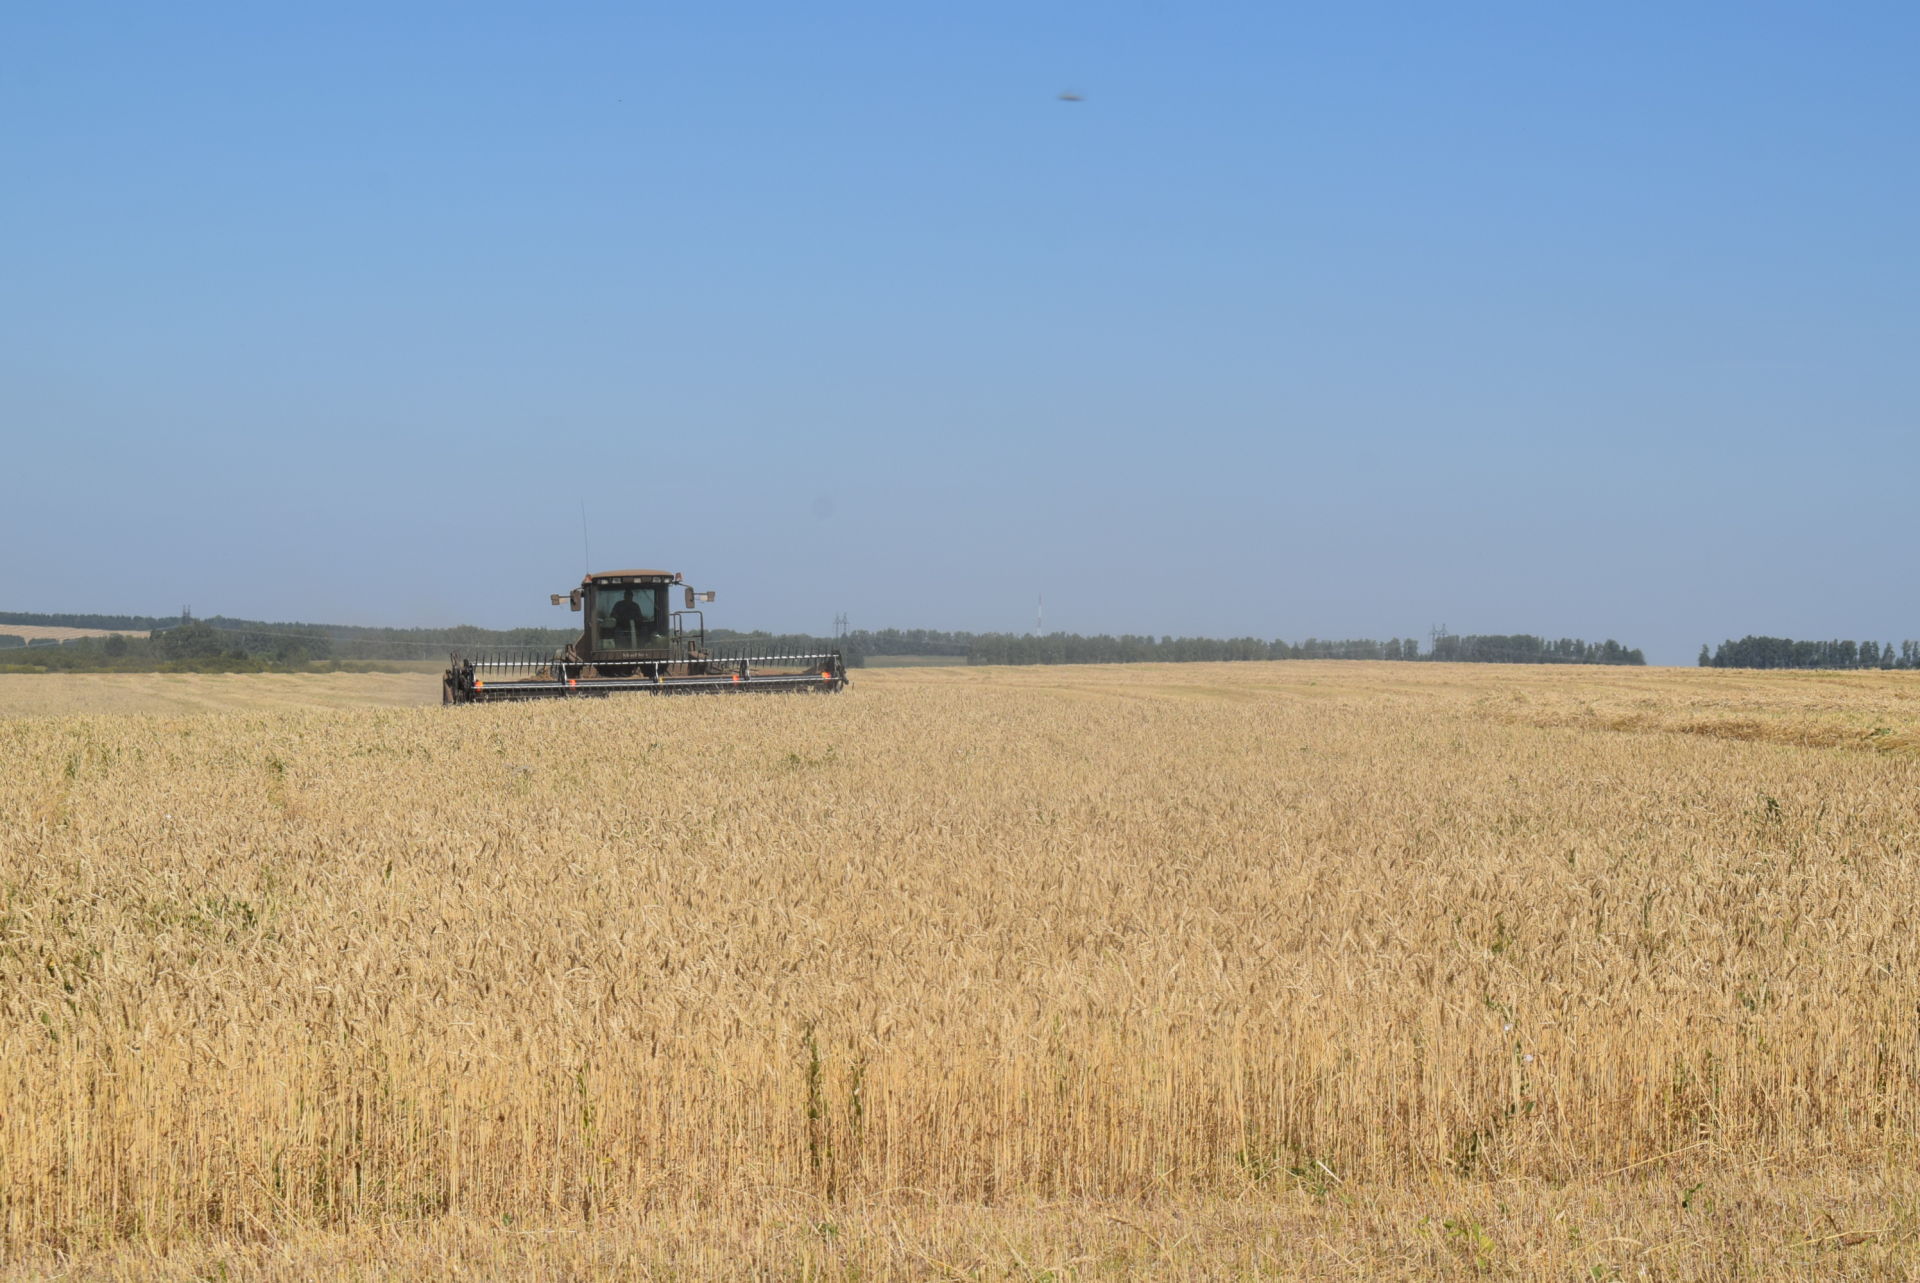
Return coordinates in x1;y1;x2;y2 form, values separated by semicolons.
0;624;147;642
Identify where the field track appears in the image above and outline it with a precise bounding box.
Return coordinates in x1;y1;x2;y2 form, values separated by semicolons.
4;661;1920;1279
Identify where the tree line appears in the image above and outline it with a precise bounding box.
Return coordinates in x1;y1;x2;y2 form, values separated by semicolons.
964;632;1645;666
1428;634;1644;665
0;609;180;631
0;611;578;668
1;610;1652;673
0;624;367;673
1700;637;1920;669
843;628;972;657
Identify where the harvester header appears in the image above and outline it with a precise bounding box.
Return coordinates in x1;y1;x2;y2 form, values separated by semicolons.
442;569;847;704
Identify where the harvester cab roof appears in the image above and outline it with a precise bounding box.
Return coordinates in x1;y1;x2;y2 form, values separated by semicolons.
442;568;845;704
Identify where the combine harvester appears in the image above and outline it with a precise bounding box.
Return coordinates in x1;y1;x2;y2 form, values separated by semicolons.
443;569;847;704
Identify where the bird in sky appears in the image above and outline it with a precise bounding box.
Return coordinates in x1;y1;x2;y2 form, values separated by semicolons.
1057;90;1085;103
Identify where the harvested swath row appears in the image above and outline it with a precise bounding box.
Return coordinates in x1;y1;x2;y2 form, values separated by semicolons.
3;662;1920;1275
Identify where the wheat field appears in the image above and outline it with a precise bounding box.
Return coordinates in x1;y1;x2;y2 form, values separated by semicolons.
4;661;1920;1279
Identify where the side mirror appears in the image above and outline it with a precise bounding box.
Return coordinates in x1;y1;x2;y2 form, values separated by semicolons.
569;589;583;612
684;586;695;610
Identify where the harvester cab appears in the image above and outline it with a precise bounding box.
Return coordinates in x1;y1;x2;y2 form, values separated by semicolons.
442;569;847;704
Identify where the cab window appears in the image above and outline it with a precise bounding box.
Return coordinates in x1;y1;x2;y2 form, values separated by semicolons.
594;584;667;649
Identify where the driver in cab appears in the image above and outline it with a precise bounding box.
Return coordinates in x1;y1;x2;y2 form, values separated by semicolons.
609;588;651;647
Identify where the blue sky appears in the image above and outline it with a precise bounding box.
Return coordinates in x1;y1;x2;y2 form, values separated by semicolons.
3;3;1914;662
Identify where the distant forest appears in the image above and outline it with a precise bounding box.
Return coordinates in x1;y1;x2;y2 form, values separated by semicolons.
0;611;1648;672
1701;637;1920;669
